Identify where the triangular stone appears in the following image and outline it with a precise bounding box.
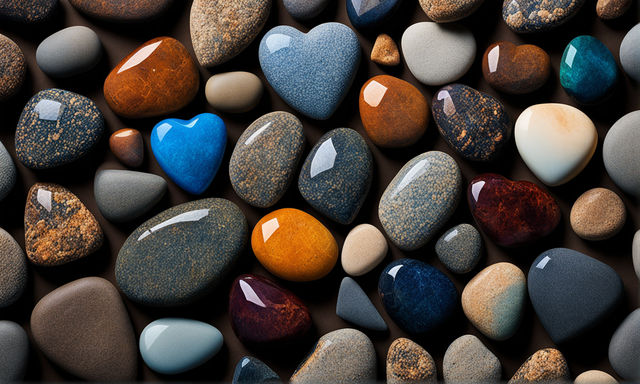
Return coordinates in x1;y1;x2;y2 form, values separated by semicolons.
336;277;387;331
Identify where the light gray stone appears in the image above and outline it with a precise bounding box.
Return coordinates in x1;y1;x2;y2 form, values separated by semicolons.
436;223;482;274
36;26;102;78
0;321;28;381
0;228;26;308
603;111;640;197
336;277;387;331
621;23;640;82
609;308;640;381
443;334;501;383
0;140;16;201
633;230;640;280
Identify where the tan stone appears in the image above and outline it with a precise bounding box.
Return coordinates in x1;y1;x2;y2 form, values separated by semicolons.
341;224;388;276
570;188;626;241
205;71;263;113
574;370;618;384
371;34;400;66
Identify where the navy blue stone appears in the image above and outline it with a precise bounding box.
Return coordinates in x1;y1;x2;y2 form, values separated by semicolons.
346;0;400;29
233;356;280;384
502;0;586;33
336;277;387;331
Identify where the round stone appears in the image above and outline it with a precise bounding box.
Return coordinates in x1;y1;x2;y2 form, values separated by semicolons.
0;321;28;381
68;0;172;22
435;223;482;274
443;335;501;383
205;71;263;113
570;188;626;240
482;41;551;94
574;370;618;384
36;26;102;78
597;0;632;19
341;223;388;276
603;111;640;197
633;230;640;280
0;0;59;23
503;0;587;33
419;0;485;22
0;34;26;101
386;338;436;384
508;348;569;383
109;128;144;168
233;356;280;383
0;228;27;308
608;308;640;381
620;23;640;82
0;140;16;202
283;0;329;19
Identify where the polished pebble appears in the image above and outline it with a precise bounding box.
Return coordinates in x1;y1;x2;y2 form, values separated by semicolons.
68;0;172;22
336;277;387;331
608;308;640;381
443;335;501;383
570;188;626;240
503;0;586;33
0;228;26;308
0;34;26;101
603;111;640;197
0;321;28;381
205;72;263;113
233;356;281;384
0;0;58;23
341;223;388;276
620;24;640;82
346;0;401;29
386;338;436;384
508;348;569;383
283;0;329;19
482;41;551;94
419;0;485;22
0;140;16;201
634;230;640;280
36;26;102;78
435;223;482;274
597;0;632;18
371;34;400;66
109;128;144;168
574;370;618;384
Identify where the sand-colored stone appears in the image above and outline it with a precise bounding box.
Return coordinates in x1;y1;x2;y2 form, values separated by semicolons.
371;34;400;66
570;188;626;240
575;370;618;384
508;348;569;383
205;71;263;113
341;224;388;276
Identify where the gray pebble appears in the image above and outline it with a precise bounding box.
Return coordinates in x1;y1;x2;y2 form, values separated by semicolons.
0;321;28;381
603;111;640;197
0;140;16;201
609;308;640;381
436;223;482;274
336;277;387;331
0;228;26;308
36;26;102;78
443;334;501;383
620;23;640;82
283;0;330;19
633;230;640;280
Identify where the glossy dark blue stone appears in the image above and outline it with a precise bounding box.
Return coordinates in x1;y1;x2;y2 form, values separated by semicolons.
346;0;401;29
232;356;280;384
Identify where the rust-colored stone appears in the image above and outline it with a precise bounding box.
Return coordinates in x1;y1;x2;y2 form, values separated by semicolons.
109;128;143;167
482;41;551;95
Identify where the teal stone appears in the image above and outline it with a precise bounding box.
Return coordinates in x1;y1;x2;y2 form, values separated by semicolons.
140;318;223;375
560;35;618;104
233;356;281;384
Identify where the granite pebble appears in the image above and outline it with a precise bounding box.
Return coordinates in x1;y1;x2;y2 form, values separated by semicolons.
68;0;172;22
620;23;640;82
109;128;144;168
283;0;329;19
347;0;400;29
608;308;640;381
0;321;28;381
36;26;102;78
508;348;569;383
419;0;485;22
0;228;26;308
386;338;436;384
206;72;263;113
233;356;281;384
371;34;400;66
574;370;618;384
603;111;640;197
482;41;551;94
336;277;387;331
443;335;501;383
341;223;388;276
597;0;631;19
0;0;58;23
0;140;16;201
435;223;482;274
0;34;26;101
503;0;587;33
570;188;626;240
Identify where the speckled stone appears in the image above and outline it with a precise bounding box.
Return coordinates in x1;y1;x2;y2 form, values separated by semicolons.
0;321;28;381
379;151;461;250
419;0;485;22
0;34;26;101
0;0;58;23
0;228;26;308
371;34;400;66
68;0;172;22
597;0;631;18
109;128;144;168
36;26;102;78
336;277;387;331
233;356;281;384
0;140;16;202
620;24;640;82
482;41;551;94
570;188;626;240
503;0;587;33
603;111;640;198
436;223;482;274
608;308;640;381
574;370;618;384
347;0;401;29
633;230;640;280
229;112;304;208
386;338;436;384
283;0;329;19
15;88;104;170
205;72;263;113
508;349;569;383
24;183;103;267
116;198;247;306
341;223;388;276
443;335;501;383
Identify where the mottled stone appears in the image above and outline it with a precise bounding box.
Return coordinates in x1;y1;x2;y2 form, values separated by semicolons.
205;72;263;113
0;0;58;23
0;321;28;381
36;26;102;78
68;0;172;22
233;356;281;384
570;188;626;240
371;34;400;66
283;0;329;19
419;0;485;22
608;308;640;381
347;0;401;29
336;277;387;331
620;24;640;82
634;230;640;280
0;34;26;101
482;41;551;94
603;111;640;197
341;223;388;276
0;140;16;201
503;0;587;33
109;128;144;168
574;370;618;384
509;349;569;383
435;223;482;274
387;338;436;384
443;335;501;383
0;228;26;308
597;0;631;18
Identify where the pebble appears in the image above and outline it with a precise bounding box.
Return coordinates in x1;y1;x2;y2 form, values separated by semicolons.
0;321;28;381
94;169;167;222
386;338;436;384
190;0;271;67
419;0;485;22
259;23;361;120
528;248;624;344
508;348;569;383
290;328;376;384
230;112;304;208
283;0;329;19
379;258;458;334
503;0;586;33
0;228;26;308
443;335;501;383
115;198;247;306
298;128;373;224
359;75;428;148
15;88;104;170
371;34;400;66
620;24;640;82
0;34;26;101
515;103;597;186
36;26;102;78
432;84;511;161
151;113;226;195
634;230;640;279
24;183;103;266
336;277;387;331
608;308;640;381
603;111;640;197
482;41;551;94
435;223;482;274
206;72;263;113
379;151;462;250
30;277;137;381
68;0;172;22
574;370;618;384
596;0;631;19
0;140;16;201
401;22;476;86
140;318;223;375
346;0;401;29
341;223;388;276
0;0;58;23
104;37;199;119
252;208;338;282
233;356;281;384
109;128;144;168
570;188;626;240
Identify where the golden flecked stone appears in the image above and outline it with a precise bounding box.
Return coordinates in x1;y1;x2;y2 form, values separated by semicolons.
570;187;626;241
371;34;400;66
508;348;570;383
386;338;437;384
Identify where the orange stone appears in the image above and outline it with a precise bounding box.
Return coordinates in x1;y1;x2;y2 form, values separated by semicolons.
359;75;428;148
109;128;143;167
103;37;199;119
252;208;338;282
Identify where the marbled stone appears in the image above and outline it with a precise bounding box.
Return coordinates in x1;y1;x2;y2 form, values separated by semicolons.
283;0;329;19
371;34;400;66
574;370;618;384
603;111;640;197
0;228;26;308
0;321;28;381
0;34;26;101
620;24;640;82
205;72;263;113
570;188;626;240
0;140;16;201
68;0;172;22
336;277;387;331
608;308;640;381
386;338;436;384
419;0;485;22
597;0;632;18
347;0;401;29
435;223;482;274
443;335;501;383
0;0;58;23
508;349;569;383
233;356;280;384
109;128;144;168
36;26;102;78
341;223;388;276
482;41;551;94
633;230;640;280
503;0;587;33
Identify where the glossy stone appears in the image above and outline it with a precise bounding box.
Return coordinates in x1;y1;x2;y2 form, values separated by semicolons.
379;151;462;250
0;34;26;101
371;34;400;66
229;112;304;208
336;277;387;331
597;0;631;18
341;223;388;276
0;0;58;23
109;128;144;168
103;37;199;118
419;0;485;22
0;228;26;308
347;0;400;29
205;72;263;113
229;274;311;345
432;84;511;161
359;75;428;148
443;335;501;383
0;140;16;201
468;174;561;247
570;188;626;240
620;24;640;82
603;111;640;197
575;370;618;384
386;338;436;384
116;198;247;306
259;23;361;120
608;308;640;381
68;0;172;22
508;349;569;383
503;0;586;33
283;0;329;19
24;183;103;266
634;230;640;280
298;128;373;224
151;113;226;195
0;321;28;381
482;41;551;94
233;356;280;384
435;223;482;274
36;26;102;78
252;208;338;282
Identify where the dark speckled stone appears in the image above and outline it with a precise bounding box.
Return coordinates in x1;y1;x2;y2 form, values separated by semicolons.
0;34;26;101
298;128;373;225
230;112;305;208
386;338;437;383
0;228;26;308
68;0;172;22
436;223;482;274
233;356;281;384
508;348;569;383
0;0;58;23
115;198;247;306
503;0;586;33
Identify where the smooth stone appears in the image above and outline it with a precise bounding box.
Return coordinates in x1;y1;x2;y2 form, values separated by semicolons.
597;0;632;18
15;88;104;169
0;140;16;201
347;0;400;29
620;24;640;82
359;75;428;148
0;34;26;101
503;0;586;33
229;111;304;208
528;248;624;344
206;72;263;113
515;103;597;186
0;0;58;23
341;223;388;276
570;188;626;240
336;277;387;331
229;274;311;345
401;22;476;86
443;335;501;383
298;128;373;224
0;228;26;308
386;338;436;384
482;41;551;94
371;34;400;66
233;356;281;384
283;0;329;19
290;328;376;384
435;223;482;274
379;151;461;250
24;183;103;266
0;321;28;381
36;26;102;78
140;318;223;374
116;198;247;306
508;349;569;383
432;84;511;161
379;258;457;334
259;23;361;120
419;0;485;22
634;230;640;279
252;208;338;282
94;169;167;222
603;111;640;197
104;37;199;119
574;370;618;384
560;35;618;104
190;0;270;67
151;113;226;195
468;173;561;247
30;277;137;381
608;308;640;381
462;262;526;340
68;0;172;22
109;128;144;168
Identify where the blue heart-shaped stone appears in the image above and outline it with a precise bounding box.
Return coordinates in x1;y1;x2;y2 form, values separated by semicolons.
259;22;361;120
151;113;226;195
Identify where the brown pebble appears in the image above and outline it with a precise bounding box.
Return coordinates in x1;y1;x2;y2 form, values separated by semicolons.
387;338;436;384
508;348;570;384
596;0;632;19
570;187;626;241
0;34;26;101
371;34;400;66
109;128;144;167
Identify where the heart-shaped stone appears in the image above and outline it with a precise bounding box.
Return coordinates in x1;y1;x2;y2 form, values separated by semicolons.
482;41;551;94
259;22;361;120
346;0;401;29
151;113;226;195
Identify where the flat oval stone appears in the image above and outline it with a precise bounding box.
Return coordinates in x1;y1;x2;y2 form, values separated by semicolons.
503;0;586;33
608;308;640;381
16;88;104;169
341;223;388;276
298;128;373;224
104;37;199;119
25;183;103;266
597;0;632;18
482;41;551;94
233;356;280;384
575;370;618;384
634;230;640;280
0;34;26;101
36;26;102;78
379;151;461;250
443;335;501;383
0;321;28;381
109;128;143;168
433;84;511;161
30;277;137;381
346;0;400;29
371;34;400;66
205;72;263;113
116;198;247;306
603;111;640;197
336;277;387;331
0;0;58;23
620;24;640;82
229;111;304;208
508;348;569;383
419;0;485;22
468;173;561;247
386;338;436;384
528;248;624;344
229;274;311;345
0;228;26;308
68;0;172;22
252;208;338;282
359;75;428;148
140;318;223;374
570;188;626;240
0;140;16;201
283;0;329;19
435;223;482;274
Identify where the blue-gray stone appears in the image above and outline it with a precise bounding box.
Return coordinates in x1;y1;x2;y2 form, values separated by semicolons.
36;26;102;78
608;308;640;381
0;228;26;308
603;111;640;198
0;140;16;201
347;0;401;29
283;0;329;19
336;277;387;331
620;23;640;82
0;321;28;381
436;223;482;274
233;356;281;384
503;0;587;33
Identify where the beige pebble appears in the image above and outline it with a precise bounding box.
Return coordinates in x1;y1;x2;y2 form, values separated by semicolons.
371;34;400;66
341;224;388;276
596;0;632;19
574;370;618;384
205;71;263;113
570;188;626;241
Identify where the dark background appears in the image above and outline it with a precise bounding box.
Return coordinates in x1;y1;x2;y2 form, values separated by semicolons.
0;0;639;381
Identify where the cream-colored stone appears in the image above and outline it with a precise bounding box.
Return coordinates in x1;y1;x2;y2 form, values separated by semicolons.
574;370;618;384
205;71;263;113
341;224;388;276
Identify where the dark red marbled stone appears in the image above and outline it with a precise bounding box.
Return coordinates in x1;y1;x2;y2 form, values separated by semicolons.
468;173;561;247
